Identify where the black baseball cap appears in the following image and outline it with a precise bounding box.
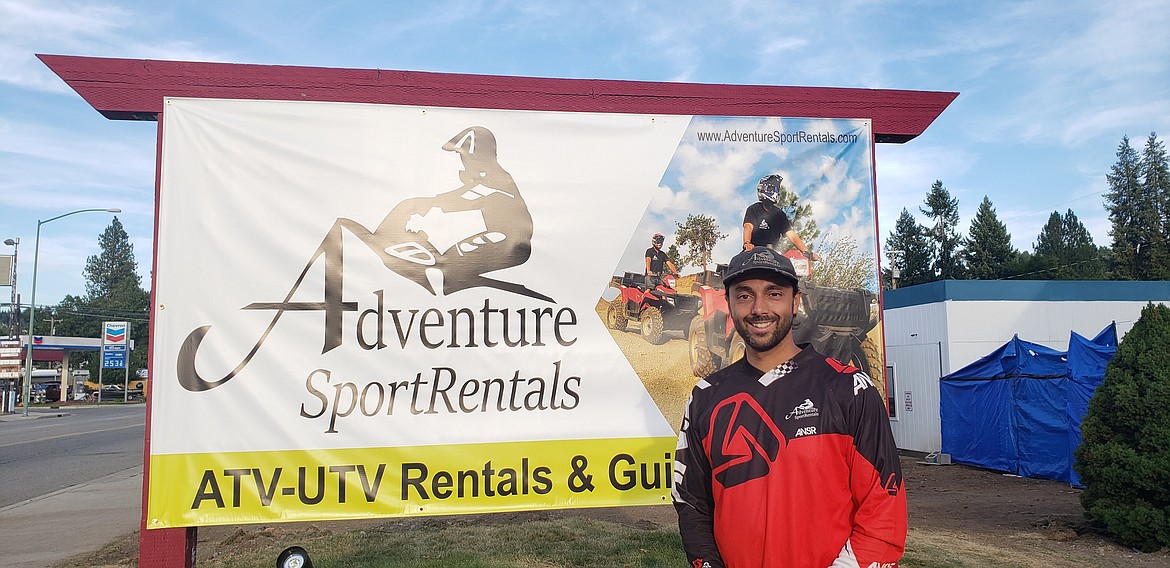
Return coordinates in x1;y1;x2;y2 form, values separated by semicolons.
722;248;800;290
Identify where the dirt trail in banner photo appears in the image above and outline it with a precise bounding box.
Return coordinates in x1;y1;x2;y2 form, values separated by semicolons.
57;301;1170;567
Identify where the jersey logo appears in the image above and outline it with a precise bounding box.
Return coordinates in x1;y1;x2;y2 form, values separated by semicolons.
882;472;902;496
784;398;820;420
759;219;770;230
853;372;875;395
707;393;785;488
795;426;817;437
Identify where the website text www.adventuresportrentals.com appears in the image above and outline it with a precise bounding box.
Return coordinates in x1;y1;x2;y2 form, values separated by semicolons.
695;129;859;144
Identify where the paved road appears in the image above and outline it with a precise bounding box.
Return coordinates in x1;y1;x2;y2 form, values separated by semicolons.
1;405;144;507
0;406;145;568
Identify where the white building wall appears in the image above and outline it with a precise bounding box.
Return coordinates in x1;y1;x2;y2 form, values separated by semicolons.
884;295;1162;453
883;302;948;452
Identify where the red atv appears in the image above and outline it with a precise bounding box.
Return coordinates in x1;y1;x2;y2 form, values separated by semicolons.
606;272;702;344
688;251;879;377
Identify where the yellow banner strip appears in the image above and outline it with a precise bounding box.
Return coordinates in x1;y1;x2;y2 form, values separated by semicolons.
147;437;675;528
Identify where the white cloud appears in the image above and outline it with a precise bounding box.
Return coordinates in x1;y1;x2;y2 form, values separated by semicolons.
0;0;230;93
648;182;698;216
968;0;1170;148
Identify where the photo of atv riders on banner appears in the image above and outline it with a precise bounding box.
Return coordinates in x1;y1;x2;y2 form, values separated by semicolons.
602;116;886;417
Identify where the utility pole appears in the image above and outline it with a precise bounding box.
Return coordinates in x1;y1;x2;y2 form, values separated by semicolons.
886;249;904;290
45;316;60;336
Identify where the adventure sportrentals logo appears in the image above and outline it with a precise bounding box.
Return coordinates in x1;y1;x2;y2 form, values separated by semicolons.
784;398;820;420
176;126;572;407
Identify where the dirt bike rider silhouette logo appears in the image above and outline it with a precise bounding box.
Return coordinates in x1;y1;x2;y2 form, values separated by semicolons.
177;126;551;392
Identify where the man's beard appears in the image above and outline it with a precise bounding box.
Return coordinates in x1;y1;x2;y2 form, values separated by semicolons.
732;312;794;354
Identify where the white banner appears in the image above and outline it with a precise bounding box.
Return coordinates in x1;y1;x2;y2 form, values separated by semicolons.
149;99;690;527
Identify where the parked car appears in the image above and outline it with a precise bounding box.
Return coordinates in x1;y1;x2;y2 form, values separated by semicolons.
30;382;61;403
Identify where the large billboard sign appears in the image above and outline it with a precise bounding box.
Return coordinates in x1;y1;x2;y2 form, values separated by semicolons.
148;98;883;528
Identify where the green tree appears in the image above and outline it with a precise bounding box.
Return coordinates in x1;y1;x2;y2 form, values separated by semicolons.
1075;303;1170;552
920;180;965;280
665;244;684;271
773;180;821;248
1142;133;1170;279
1031;212;1067;279
675;214;728;282
963;196;1018;280
1061;210;1106;279
52;218;150;375
883;208;934;288
1029;210;1105;279
802;234;876;291
1105;135;1162;279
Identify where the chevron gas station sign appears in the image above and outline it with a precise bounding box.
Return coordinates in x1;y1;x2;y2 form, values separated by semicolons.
101;321;128;369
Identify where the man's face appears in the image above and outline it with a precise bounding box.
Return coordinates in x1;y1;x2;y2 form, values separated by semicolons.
728;276;800;354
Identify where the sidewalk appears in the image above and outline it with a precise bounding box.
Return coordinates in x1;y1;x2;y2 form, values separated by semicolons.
0;403;107;420
0;464;142;567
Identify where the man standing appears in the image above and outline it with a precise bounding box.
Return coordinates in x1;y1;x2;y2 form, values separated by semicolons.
673;247;905;567
743;174;818;261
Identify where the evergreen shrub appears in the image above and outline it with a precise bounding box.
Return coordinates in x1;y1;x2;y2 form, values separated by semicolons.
1075;303;1170;552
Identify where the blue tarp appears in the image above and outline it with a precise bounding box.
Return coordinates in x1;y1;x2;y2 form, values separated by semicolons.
940;323;1117;485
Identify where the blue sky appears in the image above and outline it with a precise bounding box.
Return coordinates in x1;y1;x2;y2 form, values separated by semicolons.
2;0;1168;307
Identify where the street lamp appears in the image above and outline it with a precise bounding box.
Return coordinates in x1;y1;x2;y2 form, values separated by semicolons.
21;208;120;415
3;238;16;339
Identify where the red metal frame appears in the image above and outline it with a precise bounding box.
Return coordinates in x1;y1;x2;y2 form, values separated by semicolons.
38;54;956;568
37;54;955;142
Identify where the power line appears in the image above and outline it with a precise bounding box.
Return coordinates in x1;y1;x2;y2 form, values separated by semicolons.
1001;257;1103;280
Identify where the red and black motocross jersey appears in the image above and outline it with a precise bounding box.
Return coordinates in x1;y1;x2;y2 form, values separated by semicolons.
673;346;906;568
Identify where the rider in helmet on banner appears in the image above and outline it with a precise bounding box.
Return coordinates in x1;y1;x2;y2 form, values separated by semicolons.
742;174;818;261
645;232;679;288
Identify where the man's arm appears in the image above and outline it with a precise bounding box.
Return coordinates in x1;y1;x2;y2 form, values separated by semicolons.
673;394;724;568
742;222;755;250
645;253;653;275
835;379;907;566
784;229;819;261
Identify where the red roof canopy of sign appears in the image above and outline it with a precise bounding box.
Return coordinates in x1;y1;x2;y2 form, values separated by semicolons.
38;54;956;144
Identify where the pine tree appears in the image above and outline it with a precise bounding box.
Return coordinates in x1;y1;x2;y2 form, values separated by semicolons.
884;208;934;287
1030;210;1104;280
1062;210;1106;279
1141;133;1170;279
773;178;821;248
920;180;965;279
1075;303;1170;552
1031;211;1066;280
53;217;150;375
1105;136;1155;279
963;196;1018;280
